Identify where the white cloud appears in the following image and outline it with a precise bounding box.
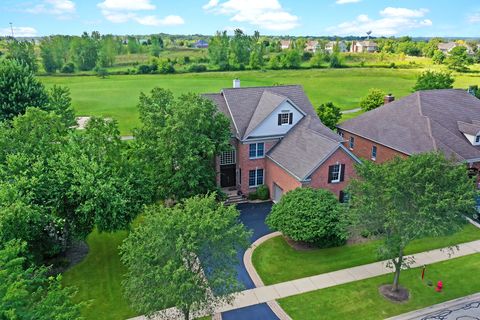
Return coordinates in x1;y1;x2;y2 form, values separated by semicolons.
469;12;480;24
97;0;155;11
0;27;38;37
135;15;185;26
327;7;432;36
203;0;299;31
97;0;184;27
336;0;361;4
26;0;75;17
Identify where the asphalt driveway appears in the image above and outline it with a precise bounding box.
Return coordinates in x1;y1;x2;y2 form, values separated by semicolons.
221;202;279;320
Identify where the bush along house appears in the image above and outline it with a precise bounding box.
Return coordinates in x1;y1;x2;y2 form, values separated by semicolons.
203;80;360;203
337;89;480;187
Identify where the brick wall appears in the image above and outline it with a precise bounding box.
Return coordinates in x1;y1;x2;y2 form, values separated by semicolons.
237;139;280;195
265;158;302;197
338;130;408;163
304;147;357;198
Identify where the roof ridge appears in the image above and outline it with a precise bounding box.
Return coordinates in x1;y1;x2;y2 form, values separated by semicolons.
222;84;301;91
417;91;438;151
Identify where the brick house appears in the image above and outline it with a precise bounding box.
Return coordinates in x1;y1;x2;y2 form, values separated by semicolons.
337;89;480;186
204;82;360;202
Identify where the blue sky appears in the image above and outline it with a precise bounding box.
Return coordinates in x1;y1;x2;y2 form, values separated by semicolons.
1;0;480;37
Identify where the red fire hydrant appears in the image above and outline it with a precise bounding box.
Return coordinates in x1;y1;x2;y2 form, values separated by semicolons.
435;281;443;292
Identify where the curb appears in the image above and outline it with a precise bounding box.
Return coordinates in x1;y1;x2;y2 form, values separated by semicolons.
243;231;292;320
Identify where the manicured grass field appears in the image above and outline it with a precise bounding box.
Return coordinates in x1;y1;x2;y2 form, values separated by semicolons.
252;224;480;285
278;253;480;320
62;229;136;320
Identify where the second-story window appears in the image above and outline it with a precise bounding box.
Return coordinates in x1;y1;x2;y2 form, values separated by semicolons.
349;136;355;149
371;145;377;160
476;135;480;143
249;142;265;159
278;112;293;126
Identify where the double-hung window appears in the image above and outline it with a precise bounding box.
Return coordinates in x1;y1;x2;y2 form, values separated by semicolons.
278;112;293;126
349;136;355;149
328;164;345;184
371;145;377;160
249;169;264;187
476;135;480;143
249;143;265;159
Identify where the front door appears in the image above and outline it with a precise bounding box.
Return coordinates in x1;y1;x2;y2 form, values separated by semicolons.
220;164;236;188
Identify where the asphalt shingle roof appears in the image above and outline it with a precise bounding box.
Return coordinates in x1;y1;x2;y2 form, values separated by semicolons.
338;89;480;162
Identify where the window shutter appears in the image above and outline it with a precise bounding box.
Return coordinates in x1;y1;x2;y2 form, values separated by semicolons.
339;191;344;203
340;164;346;182
289;113;293;124
328;165;334;183
278;114;282;125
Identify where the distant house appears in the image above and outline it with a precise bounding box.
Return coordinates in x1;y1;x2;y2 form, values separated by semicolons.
305;40;320;53
350;40;378;53
139;38;149;45
280;40;292;50
438;42;474;55
325;41;348;54
194;40;209;49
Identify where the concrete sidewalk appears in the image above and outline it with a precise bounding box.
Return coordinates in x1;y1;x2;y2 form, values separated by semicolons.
131;238;480;319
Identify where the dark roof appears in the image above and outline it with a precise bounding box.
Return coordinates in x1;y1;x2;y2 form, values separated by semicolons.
205;85;339;141
267;116;348;180
202;93;236;133
338;89;480;162
458;121;480;136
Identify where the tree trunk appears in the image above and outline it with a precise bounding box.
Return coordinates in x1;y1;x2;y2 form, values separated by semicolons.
392;249;404;292
183;307;190;320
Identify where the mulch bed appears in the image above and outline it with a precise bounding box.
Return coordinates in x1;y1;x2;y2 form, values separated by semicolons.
284;236;317;251
46;240;89;275
379;284;410;303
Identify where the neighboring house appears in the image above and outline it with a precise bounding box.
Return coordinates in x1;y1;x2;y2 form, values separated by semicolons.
325;41;348;54
350;40;378;53
204;82;360;202
194;40;209;49
438;42;475;55
337;89;480;185
280;40;292;50
305;40;320;53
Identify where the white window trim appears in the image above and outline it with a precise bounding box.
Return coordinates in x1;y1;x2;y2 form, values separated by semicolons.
249;168;264;188
249;142;265;159
220;150;236;165
331;164;341;183
476;135;480;143
279;112;291;126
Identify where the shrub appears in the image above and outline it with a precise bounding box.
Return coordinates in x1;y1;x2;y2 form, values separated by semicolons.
413;70;454;92
158;60;175;74
188;64;207;72
137;64;152;74
61;62;75;73
266;188;348;247
256;185;270;200
247;192;258;200
360;88;386;112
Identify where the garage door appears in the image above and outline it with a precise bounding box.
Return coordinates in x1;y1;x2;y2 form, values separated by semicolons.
273;183;283;203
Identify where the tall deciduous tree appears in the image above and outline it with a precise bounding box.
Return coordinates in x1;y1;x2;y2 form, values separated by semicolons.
6;40;38;72
446;46;471;71
208;31;230;70
0;240;84;319
349;153;475;292
133;88;231;201
412;70;454;92
121;194;250;320
360;88;386;112
315;102;342;130
0;59;49;121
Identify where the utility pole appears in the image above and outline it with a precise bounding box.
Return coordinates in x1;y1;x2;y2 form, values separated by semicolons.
9;22;14;38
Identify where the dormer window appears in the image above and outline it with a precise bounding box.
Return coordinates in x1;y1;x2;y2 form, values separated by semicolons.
476;135;480;144
278;112;293;126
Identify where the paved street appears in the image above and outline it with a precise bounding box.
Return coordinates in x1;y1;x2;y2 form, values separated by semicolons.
388;293;480;320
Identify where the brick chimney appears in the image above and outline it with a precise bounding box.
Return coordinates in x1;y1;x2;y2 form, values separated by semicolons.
233;79;241;89
384;93;395;104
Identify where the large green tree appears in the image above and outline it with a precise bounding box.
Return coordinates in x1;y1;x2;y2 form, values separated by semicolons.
412;70;454;92
229;29;251;68
70;32;99;71
349;153;476;292
6;40;38;72
0;59;49;121
0;240;83;319
208;31;230;70
133;88;231;201
121;194;250;320
446;46;471;71
360;88;386;112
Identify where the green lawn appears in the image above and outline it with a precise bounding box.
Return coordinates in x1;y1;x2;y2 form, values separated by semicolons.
279;253;480;320
253;224;480;285
39;68;480;135
62;229;136;320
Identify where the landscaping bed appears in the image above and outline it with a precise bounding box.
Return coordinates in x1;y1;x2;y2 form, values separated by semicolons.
278;253;480;320
252;224;480;285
